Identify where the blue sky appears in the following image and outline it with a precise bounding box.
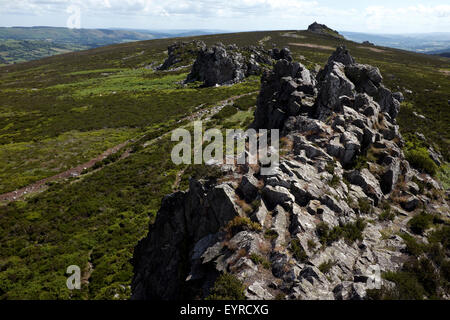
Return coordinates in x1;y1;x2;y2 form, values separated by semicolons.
0;0;449;34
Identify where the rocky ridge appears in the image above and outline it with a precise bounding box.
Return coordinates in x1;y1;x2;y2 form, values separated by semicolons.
159;41;296;87
158;40;206;71
132;46;449;300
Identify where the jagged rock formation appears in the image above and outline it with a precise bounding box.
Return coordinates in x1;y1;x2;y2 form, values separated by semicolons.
131;180;243;300
307;22;344;39
132;47;449;300
185;43;275;87
269;47;293;62
252;58;318;130
158;40;206;70
158;41;292;87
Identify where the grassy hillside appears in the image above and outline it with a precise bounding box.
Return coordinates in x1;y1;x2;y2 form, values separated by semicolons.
0;27;166;65
0;30;448;299
0;27;224;65
0;27;162;45
0;39;89;65
341;31;450;54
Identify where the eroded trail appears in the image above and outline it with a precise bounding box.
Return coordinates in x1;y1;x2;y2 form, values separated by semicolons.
0;142;129;203
0;91;257;203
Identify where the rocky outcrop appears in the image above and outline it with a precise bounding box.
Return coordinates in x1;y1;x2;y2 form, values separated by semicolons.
158;40;206;70
132;180;244;300
185;43;273;87
132;46;449;301
269;47;293;62
307;22;345;39
252;59;317;129
315;45;403;121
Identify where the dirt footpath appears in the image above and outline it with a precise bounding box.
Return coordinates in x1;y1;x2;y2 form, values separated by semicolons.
0;141;129;202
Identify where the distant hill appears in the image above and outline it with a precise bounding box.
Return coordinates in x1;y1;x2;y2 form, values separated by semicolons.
0;27;164;45
0;27;225;65
427;48;450;58
341;31;450;55
0;39;91;65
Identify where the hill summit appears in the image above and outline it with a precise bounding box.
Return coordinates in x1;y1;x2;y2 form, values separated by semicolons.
307;22;344;39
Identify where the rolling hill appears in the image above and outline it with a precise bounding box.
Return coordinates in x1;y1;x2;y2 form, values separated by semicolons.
0;27;223;65
341;31;450;54
0;29;448;300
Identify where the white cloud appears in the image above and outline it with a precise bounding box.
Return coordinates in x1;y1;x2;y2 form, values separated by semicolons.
0;0;334;17
364;4;450;32
0;0;449;32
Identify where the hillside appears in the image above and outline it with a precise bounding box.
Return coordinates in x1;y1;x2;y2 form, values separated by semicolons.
0;39;90;65
341;31;450;55
0;27;219;65
0;29;449;300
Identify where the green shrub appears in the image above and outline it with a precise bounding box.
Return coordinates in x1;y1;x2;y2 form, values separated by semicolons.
212;105;238;120
328;174;340;188
383;271;426;300
307;239;317;251
354;155;369;171
437;163;450;190
250;254;271;270
226;217;261;235
408;212;434;235
250;199;261;211
341;219;367;243
264;229;278;241
379;207;395;221
316;222;340;246
318;260;335;274
366;287;394;300
233;94;257;111
290;239;308;263
400;233;425;257
441;260;450;283
325;161;335;174
241;116;254;129
429;225;450;250
404;258;440;298
358;198;373;214
406;148;438;176
394;229;449;299
411;176;426;193
207;273;246;300
427;243;446;267
316;219;367;246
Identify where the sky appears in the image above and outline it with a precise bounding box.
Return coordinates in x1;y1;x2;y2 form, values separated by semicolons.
0;0;449;34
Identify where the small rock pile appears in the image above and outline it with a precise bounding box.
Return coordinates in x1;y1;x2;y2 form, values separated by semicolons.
132;46;449;301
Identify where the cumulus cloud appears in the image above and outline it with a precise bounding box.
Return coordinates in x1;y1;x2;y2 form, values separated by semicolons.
0;0;345;17
0;0;449;32
364;4;450;31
